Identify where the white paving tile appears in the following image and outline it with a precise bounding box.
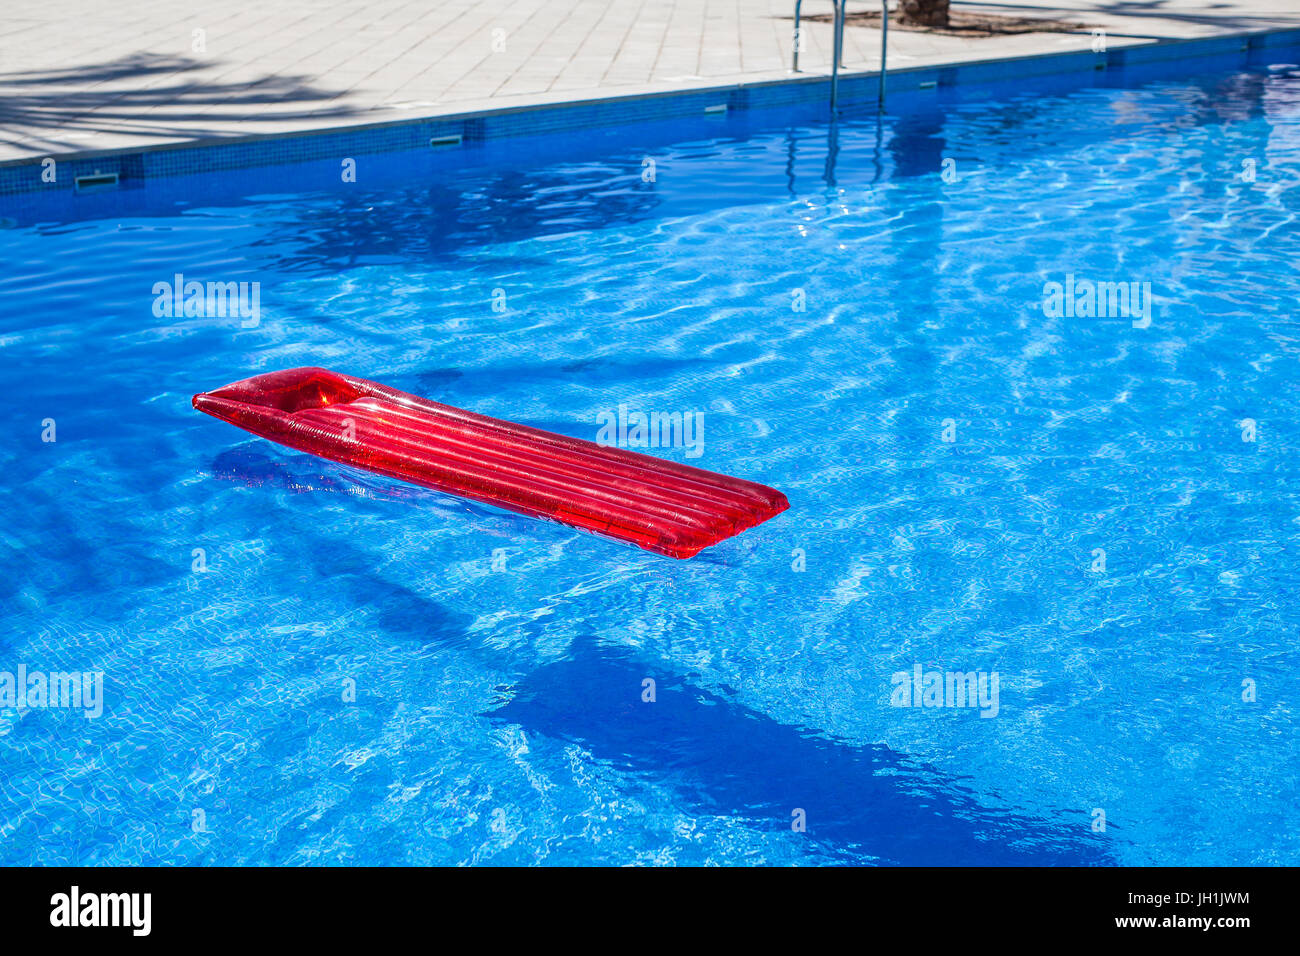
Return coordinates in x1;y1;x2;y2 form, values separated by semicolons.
0;0;1296;162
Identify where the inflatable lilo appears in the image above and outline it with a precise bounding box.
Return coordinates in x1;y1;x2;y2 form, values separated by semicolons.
193;368;788;558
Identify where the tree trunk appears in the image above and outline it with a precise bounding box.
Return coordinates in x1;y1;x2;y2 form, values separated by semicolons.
896;0;951;28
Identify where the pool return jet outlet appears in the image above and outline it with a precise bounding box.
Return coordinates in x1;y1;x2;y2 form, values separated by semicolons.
792;0;889;112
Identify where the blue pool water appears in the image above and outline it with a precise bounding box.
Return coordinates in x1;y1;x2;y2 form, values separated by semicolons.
2;55;1299;866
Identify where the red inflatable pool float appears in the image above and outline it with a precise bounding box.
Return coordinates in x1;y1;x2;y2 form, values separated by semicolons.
193;367;788;558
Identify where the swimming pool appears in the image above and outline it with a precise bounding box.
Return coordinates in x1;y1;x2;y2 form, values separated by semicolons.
2;52;1298;866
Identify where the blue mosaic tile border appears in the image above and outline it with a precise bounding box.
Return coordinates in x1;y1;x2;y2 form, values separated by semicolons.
1;27;1297;197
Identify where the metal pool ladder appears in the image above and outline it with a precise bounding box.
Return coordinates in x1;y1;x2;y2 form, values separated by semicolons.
792;1;889;112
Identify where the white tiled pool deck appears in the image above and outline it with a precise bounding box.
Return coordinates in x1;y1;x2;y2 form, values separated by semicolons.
1;0;1297;163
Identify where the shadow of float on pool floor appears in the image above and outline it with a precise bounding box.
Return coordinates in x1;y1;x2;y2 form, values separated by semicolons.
489;640;1116;866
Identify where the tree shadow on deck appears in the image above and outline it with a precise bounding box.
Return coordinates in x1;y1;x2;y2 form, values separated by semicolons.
0;53;369;154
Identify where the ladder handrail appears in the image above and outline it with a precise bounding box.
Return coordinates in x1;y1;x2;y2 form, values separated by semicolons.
791;1;889;112
879;1;887;108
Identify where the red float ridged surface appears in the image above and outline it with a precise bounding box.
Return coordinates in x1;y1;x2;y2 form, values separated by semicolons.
193;367;788;558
